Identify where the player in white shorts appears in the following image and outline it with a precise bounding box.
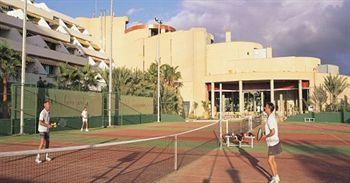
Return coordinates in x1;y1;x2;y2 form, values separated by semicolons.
81;106;89;132
35;99;53;164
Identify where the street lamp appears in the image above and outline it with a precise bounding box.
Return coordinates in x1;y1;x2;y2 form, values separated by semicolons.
154;17;162;122
20;0;28;135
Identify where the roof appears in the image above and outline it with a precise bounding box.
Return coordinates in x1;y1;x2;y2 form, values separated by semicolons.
125;24;176;34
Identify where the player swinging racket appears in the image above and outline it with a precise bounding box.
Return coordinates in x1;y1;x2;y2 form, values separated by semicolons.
35;99;53;164
81;106;89;132
263;102;282;183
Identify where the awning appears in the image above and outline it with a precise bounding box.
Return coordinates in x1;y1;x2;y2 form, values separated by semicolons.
0;24;11;31
62;42;77;49
41;36;61;45
76;38;90;47
90;42;101;50
34;57;61;66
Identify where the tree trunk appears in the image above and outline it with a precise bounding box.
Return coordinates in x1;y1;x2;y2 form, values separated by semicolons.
3;74;8;102
2;74;9;118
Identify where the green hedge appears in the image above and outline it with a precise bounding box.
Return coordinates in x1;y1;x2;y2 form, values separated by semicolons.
0;119;12;135
285;112;350;123
0;113;184;136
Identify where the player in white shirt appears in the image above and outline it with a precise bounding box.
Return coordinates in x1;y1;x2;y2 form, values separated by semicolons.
264;102;282;183
81;107;89;132
35;99;53;164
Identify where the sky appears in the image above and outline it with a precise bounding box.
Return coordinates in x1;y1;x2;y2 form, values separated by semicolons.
37;0;350;74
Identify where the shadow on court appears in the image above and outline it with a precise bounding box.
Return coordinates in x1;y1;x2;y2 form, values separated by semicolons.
237;147;271;181
282;140;350;182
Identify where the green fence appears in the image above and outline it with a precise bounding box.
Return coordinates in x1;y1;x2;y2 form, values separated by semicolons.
285;112;350;123
0;85;184;136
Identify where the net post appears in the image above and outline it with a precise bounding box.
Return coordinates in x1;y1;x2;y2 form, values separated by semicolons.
174;135;178;170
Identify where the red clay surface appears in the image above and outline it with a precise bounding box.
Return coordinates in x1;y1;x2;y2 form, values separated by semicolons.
159;122;350;183
1;121;350;183
159;149;350;183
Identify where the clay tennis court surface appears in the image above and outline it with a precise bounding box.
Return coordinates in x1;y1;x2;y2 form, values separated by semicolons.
1;121;350;182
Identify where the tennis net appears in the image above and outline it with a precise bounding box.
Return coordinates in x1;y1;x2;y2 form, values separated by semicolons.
0;122;219;183
223;115;262;135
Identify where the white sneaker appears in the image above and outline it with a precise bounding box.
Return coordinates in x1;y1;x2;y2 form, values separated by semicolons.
275;175;280;182
86;129;89;132
35;158;42;164
269;177;276;183
46;156;52;161
45;153;52;161
81;128;83;132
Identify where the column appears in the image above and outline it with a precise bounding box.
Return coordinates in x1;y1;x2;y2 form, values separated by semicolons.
239;81;244;114
261;92;264;113
211;82;215;119
279;93;284;116
298;80;303;114
253;94;256;113
270;79;275;104
219;83;223;149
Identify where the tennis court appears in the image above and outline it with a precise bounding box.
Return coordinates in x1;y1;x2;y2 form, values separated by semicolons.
160;122;350;183
0;121;221;183
1;120;350;183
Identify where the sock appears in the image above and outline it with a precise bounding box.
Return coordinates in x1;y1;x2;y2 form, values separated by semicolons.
46;153;49;158
36;154;40;159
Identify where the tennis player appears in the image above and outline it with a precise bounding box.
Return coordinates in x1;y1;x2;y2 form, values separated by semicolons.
264;102;282;183
35;99;52;164
81;106;89;132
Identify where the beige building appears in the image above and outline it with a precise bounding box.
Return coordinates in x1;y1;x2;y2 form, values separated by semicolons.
77;15;350;118
0;0;109;88
1;0;348;118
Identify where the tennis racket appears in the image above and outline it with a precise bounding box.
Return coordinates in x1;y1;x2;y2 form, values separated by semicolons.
256;128;265;141
51;118;67;128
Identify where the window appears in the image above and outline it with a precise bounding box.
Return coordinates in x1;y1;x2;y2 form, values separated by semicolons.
45;41;57;50
42;64;55;75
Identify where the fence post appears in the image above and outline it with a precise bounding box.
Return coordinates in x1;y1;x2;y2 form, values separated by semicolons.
174;135;178;170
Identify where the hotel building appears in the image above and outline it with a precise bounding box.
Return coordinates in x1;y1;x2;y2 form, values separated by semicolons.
77;16;350;117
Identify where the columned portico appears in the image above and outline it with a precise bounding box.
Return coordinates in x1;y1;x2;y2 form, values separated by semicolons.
206;80;309;117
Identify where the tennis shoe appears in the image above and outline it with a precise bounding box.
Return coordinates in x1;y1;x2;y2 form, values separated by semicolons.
45;156;52;161
35;158;42;164
275;175;280;182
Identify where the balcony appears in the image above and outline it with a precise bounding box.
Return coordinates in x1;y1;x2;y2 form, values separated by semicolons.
0;0;53;21
0;37;87;66
0;12;70;42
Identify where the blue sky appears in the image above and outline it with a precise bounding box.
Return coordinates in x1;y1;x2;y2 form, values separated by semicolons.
36;0;350;74
37;0;180;24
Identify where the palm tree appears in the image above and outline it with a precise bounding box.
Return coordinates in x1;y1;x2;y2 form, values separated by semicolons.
311;85;328;112
100;67;133;95
80;65;99;91
57;64;82;90
0;43;21;117
147;62;184;114
161;64;182;89
129;69;152;97
323;74;349;111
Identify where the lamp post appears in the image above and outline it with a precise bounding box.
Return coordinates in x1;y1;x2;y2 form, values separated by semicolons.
155;17;162;122
20;0;28;135
108;0;113;127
